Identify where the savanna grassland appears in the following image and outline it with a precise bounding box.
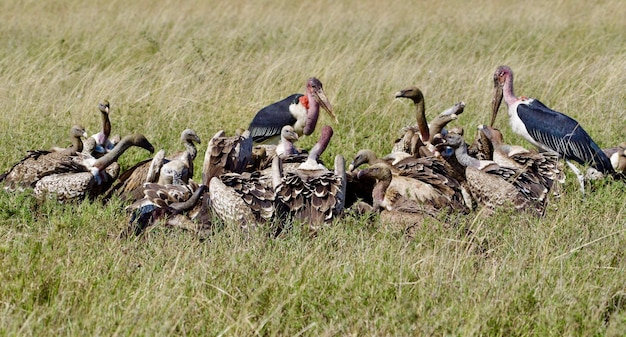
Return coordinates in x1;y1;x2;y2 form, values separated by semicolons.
1;0;626;335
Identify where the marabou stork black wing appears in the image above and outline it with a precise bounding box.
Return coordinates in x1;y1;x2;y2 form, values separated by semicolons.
248;94;301;143
517;99;613;174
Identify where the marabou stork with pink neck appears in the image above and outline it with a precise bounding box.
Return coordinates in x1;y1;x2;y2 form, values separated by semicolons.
248;77;336;144
491;65;614;193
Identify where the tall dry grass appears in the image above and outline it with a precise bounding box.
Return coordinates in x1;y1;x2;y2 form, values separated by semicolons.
1;0;625;335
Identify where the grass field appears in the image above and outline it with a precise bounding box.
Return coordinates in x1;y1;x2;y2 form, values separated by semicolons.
1;0;626;335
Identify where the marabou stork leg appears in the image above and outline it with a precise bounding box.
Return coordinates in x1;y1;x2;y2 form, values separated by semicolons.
565;159;585;196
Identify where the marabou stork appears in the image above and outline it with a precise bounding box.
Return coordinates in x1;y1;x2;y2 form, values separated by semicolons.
248;77;335;144
491;65;614;193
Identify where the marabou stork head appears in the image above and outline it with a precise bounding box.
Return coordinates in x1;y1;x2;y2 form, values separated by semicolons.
491;65;513;127
307;77;336;123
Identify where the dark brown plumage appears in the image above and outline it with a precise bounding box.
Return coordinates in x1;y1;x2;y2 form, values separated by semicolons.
202;129;252;185
274;154;346;229
123;182;209;237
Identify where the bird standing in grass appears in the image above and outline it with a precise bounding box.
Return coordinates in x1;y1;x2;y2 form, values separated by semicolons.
491;65;614;193
0;125;88;192
248;77;335;144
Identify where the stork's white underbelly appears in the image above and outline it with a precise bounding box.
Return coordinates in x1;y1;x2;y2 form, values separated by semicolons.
290;104;307;135
508;99;550;152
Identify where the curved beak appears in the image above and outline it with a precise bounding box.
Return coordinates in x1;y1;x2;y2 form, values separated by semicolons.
348;155;365;172
477;124;489;137
356;168;367;179
289;131;299;142
313;87;336;123
491;78;504;127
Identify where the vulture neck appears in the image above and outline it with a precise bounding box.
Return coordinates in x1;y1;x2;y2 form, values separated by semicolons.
101;111;111;139
372;177;391;211
454;142;481;169
91;136;138;171
70;135;84;154
413;95;430;143
183;139;198;177
170;185;207;212
183;139;198;161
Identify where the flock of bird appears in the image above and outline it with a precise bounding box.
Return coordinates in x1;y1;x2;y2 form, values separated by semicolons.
1;65;625;238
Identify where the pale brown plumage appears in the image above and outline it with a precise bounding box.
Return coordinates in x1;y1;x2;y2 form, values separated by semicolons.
443;133;550;216
478;125;563;193
250;125;302;171
205;128;274;230
349;149;469;214
1;125;88;192
209;171;276;230
356;163;448;238
159;129;201;186
267;125;345;229
33;134;154;202
106;129;201;202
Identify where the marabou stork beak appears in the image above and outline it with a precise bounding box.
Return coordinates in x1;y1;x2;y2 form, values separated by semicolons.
313;87;337;123
490;76;504;127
